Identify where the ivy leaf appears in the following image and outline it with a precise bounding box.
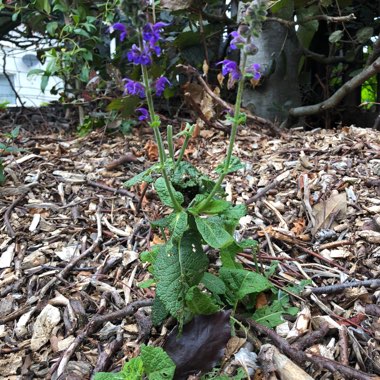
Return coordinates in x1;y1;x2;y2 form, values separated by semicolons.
220;268;272;305
185;286;220;315
195;216;234;249
215;156;244;175
154;177;184;208
124;163;160;187
154;230;208;321
140;345;176;380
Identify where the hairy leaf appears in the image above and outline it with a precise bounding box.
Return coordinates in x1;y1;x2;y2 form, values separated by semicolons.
220;268;272;305
195;216;234;249
124;163;160;187
201;272;226;295
155;177;184;208
152;296;169;326
141;345;176;380
185;286;220;315
220;204;247;234
164;311;231;379
215;156;244;175
192;195;230;215
154;230;208;321
94;357;144;380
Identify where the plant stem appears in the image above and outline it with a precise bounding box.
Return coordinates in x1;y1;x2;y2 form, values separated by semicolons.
167;124;174;160
174;124;194;170
201;52;248;207
140;63;182;212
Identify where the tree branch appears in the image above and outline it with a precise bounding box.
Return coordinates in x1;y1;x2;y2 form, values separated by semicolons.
287;56;380;118
267;13;356;28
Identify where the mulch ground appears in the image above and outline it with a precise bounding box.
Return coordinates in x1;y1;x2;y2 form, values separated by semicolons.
1;108;380;379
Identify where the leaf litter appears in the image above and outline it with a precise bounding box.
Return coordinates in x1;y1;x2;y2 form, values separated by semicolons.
0;116;380;379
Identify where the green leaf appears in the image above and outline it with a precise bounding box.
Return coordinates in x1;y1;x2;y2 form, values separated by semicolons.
138;279;155;288
106;97;140;117
169;211;188;240
124;163;160;187
356;27;374;43
140;345;176;380
154;230;209;321
93;373;125;380
201;272;226;295
46;21;58;36
185;286;220;315
0;161;5;185
252;294;299;328
329;30;343;43
220;204;247;234
120;357;144;380
27;69;45;78
195;216;234;249
220;268;272;305
40;75;50;93
191;195;230;215
10;126;20;140
154;177;184;208
215;156;244;175
152;296;170;326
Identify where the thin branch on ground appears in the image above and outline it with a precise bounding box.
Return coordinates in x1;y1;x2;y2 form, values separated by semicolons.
87;180;135;198
304;279;380;295
4;193;26;237
243;318;380;380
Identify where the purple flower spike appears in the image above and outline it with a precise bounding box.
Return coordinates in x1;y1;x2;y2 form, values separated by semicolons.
136;107;149;121
247;63;261;80
143;22;170;44
123;79;145;98
127;44;152;66
229;31;246;50
155;76;171;96
111;23;127;42
216;59;241;80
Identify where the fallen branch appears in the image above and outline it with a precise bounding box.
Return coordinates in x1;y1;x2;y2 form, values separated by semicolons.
304;279;380;295
244;318;380;380
286;56;380;120
87;180;135;198
4;193;26;237
246;180;278;205
52;299;153;378
291;323;330;351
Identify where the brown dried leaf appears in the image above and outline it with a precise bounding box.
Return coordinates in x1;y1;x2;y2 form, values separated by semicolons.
144;140;158;161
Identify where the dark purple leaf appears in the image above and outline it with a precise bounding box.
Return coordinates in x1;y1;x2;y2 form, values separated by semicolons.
163;310;231;379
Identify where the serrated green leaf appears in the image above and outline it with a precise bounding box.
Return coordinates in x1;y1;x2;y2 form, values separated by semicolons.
141;345;176;380
201;272;226;295
120;357;144;380
93;373;124;380
215;156;244;175
154;230;208;321
169;211;188;240
152;296;169;326
185;286;220;315
220;268;272;305
154;177;184;208
124;164;160;187
195;216;234;249
220;204;247;234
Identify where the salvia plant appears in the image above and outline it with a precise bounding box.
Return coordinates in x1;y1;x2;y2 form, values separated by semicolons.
96;2;300;379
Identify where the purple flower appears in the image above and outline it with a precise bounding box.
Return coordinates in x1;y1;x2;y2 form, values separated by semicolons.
155;76;171;96
143;22;169;44
127;44;152;66
229;31;246;50
247;63;261;80
216;59;241;80
136;107;149;121
123;79;145;98
111;23;127;42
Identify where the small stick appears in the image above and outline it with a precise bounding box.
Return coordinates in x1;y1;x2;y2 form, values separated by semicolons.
318;239;354;250
4;193;26;237
87;180;135;198
52;299;153;378
292;323;330;351
339;327;349;366
244;318;379;380
304;279;380;295
246;180;278;205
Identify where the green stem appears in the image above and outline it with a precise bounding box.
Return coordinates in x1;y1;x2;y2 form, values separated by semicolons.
202;52;248;207
140;59;182;212
167;125;174;161
174;124;194;170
